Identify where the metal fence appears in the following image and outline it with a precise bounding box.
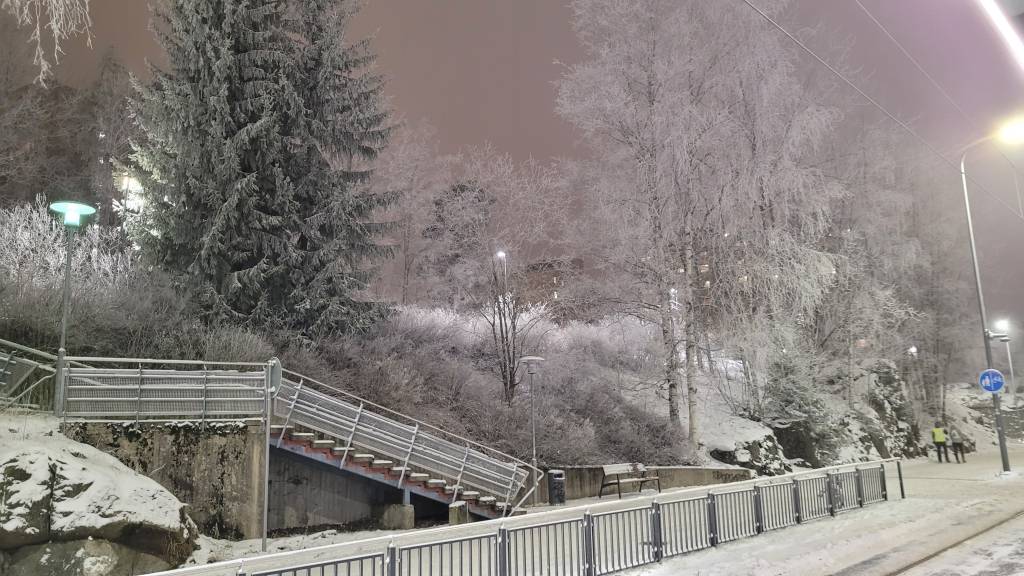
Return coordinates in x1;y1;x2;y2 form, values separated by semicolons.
242;461;898;576
61;362;269;422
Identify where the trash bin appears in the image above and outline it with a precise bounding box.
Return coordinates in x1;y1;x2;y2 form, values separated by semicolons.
547;469;566;505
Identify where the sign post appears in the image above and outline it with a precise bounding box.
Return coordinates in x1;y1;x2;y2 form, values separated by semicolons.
979;368;1011;473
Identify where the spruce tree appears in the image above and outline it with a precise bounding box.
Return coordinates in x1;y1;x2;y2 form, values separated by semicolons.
132;0;391;336
286;0;393;334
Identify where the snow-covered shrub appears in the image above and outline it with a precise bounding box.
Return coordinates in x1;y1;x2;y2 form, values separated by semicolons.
0;200;273;363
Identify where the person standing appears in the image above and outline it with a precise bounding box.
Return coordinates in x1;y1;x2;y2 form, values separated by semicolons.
931;422;950;463
949;428;966;463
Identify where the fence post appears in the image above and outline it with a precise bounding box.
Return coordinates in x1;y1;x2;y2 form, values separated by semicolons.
826;473;837;517
583;512;596;576
53;348;66;418
707;493;719;547
753;485;764;534
890;462;899;500
651;501;664;562
386;540;398;576
135;363;143;424
792;479;803;524
855;468;865;507
497;526;509;576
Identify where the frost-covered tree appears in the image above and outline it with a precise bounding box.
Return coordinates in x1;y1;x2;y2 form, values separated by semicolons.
132;0;391;337
285;0;393;334
2;0;92;84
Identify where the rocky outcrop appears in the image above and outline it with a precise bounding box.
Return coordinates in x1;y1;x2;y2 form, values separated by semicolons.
0;431;196;568
709;433;790;476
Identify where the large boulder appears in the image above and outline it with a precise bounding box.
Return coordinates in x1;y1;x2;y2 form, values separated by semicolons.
0;428;196;566
3;538;171;576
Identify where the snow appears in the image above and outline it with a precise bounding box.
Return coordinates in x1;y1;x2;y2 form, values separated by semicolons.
900;514;1024;576
185;527;414;566
0;413;188;538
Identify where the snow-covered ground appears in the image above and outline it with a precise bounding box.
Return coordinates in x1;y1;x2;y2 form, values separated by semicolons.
186;527;412;566
900;513;1024;576
626;445;1024;576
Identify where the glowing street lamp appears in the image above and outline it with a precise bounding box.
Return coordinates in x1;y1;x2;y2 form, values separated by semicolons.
49;201;96;351
958;117;1024;472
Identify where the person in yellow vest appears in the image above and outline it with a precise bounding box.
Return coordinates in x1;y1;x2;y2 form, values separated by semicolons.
931;422;949;463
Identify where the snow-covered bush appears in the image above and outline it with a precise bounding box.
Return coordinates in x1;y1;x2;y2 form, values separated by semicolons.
0;200;274;363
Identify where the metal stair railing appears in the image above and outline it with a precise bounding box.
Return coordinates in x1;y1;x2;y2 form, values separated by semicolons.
276;371;540;510
0;338;82;413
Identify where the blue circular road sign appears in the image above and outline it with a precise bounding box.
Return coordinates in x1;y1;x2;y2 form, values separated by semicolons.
980;369;1005;393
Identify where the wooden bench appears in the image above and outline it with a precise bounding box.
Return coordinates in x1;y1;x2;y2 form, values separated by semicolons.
598;463;661;499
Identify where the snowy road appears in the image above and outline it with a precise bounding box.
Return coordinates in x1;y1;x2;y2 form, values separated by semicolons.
897;513;1024;576
627;446;1024;576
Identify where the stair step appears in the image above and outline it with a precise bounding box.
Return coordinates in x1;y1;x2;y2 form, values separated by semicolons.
351;453;375;463
445;485;462;494
478;496;497;505
462;491;480;500
391;466;410;474
370;459;394;468
331;447;353;455
407;473;429;483
426;479;446;488
289;432;315;442
312;439;335;448
270;425;293;433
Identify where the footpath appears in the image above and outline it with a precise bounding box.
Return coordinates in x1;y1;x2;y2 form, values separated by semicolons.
629;445;1024;576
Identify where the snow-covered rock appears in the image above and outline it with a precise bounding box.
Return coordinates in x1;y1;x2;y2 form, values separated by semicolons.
0;415;196;567
2;538;171;576
702;402;790;475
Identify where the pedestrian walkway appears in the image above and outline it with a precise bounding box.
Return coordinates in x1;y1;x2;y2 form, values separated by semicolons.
628;445;1024;576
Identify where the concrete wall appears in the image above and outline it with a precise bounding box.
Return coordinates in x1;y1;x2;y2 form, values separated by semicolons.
269;448;401;531
64;421;264;539
526;466;755;504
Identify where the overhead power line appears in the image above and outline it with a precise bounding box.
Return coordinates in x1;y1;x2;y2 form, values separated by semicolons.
738;0;1024;224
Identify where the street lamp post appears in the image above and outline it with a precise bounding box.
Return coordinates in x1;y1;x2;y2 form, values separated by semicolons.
519;355;544;506
960;136;1020;472
49;201;96;418
49;201;96;351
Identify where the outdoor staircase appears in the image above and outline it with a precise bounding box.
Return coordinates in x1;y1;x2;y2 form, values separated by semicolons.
272;423;526;519
270;372;534;520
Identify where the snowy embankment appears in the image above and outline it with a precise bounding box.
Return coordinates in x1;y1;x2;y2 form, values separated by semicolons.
0;413;196;575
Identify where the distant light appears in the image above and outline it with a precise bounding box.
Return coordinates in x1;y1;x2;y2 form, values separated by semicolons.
496;251;506;259
49;201;96;228
998;118;1024;144
995;319;1011;333
907;346;918;357
978;0;1024;73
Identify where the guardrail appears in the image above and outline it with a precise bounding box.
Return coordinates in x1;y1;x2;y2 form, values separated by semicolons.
59;357;269;423
232;459;901;576
275;372;537;510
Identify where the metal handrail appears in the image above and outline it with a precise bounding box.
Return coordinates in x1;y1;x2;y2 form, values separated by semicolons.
282;369;539;474
0;338;89;368
63;356;266;367
277;376;532;498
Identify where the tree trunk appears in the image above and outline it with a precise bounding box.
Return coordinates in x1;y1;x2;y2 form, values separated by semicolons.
661;305;682;430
